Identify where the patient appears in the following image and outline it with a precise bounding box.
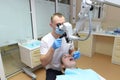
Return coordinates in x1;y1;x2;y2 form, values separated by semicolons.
56;54;106;80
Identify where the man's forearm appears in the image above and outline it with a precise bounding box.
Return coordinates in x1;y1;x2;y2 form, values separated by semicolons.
40;47;55;67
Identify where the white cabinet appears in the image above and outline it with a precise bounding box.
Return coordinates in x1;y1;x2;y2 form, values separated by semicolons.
18;40;41;68
78;33;94;57
112;37;120;65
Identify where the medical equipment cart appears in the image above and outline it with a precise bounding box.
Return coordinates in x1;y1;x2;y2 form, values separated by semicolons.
18;40;41;80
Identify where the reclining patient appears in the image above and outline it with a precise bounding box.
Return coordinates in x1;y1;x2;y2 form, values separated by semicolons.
56;54;106;80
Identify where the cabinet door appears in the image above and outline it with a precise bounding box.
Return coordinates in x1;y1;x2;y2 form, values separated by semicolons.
112;37;120;65
78;33;93;57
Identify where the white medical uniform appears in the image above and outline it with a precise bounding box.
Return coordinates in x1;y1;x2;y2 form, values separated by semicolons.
40;33;74;71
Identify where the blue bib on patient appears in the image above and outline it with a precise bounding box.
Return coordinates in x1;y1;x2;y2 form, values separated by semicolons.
56;68;101;80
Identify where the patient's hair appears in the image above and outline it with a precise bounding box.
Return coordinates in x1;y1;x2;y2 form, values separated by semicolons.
60;55;66;73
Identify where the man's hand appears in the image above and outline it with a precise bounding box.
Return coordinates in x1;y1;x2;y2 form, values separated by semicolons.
52;38;62;50
73;51;80;60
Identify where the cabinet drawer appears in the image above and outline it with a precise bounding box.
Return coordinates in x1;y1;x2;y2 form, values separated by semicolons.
31;49;40;56
115;37;120;43
32;52;40;63
32;61;41;67
112;56;120;65
32;55;40;60
32;56;41;67
32;49;40;53
32;54;41;67
113;51;120;58
32;52;40;57
114;45;120;50
32;58;40;62
115;42;120;45
113;50;120;55
112;55;120;62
